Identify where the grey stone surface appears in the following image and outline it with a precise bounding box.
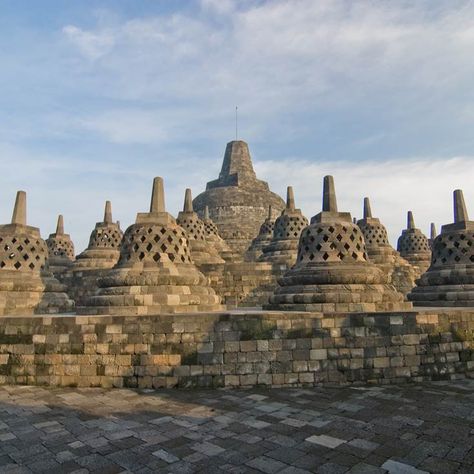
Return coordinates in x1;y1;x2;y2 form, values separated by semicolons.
0;380;473;472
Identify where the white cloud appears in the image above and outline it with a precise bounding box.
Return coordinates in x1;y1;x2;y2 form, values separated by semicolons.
62;25;115;60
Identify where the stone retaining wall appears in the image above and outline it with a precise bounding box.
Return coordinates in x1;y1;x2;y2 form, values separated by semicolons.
0;309;473;388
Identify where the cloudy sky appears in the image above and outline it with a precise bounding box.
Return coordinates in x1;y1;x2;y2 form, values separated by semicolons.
1;0;473;250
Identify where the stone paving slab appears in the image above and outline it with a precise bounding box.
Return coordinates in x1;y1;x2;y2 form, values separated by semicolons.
0;380;473;473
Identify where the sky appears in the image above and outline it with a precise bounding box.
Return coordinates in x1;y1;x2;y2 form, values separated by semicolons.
0;0;473;250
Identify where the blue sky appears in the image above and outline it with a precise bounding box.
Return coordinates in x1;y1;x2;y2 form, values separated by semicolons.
1;0;473;250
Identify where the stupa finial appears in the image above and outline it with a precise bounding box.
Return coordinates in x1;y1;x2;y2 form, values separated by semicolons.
286;186;295;211
56;215;64;235
363;197;372;219
407;211;415;230
184;188;193;212
150;177;165;213
11;191;27;225
430;222;437;240
204;205;210;220
104;201;113;224
454;189;468;223
322;175;338;212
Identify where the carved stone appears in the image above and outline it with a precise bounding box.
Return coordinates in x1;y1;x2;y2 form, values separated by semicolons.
409;190;474;306
78;178;224;315
193;140;285;256
46;215;75;276
259;187;308;268
0;191;73;315
357;197;416;297
245;206;275;261
397;211;431;277
266;176;411;312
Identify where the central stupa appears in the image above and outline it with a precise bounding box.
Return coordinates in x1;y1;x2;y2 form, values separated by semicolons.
193;140;285;256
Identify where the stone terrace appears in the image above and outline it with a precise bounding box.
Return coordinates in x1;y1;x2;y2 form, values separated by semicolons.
0;381;473;473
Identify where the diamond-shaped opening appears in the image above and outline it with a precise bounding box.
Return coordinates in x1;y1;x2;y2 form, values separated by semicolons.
322;252;329;261
138;252;145;260
11;238;17;244
344;243;350;250
23;254;29;261
352;252;358;260
9;253;15;259
316;228;323;234
336;234;342;241
29;263;35;270
316;244;322;251
169;254;175;262
14;261;21;269
140;236;146;242
167;236;173;243
350;234;355;241
337;252;344;260
322;235;329;242
0;262;5;268
146;243;153;251
309;253;314;260
328;226;335;233
455;255;461;262
160;243;167;252
153;253;161;262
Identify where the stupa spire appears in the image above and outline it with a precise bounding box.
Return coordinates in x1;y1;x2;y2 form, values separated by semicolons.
218;140;256;183
204;205;210;220
56;215;64;235
454;189;468;223
430;222;437;240
11;191;26;226
184;188;193;212
322;175;337;213
150;177;165;213
286;186;295;211
363;197;372;219
104;201;113;224
407;211;415;230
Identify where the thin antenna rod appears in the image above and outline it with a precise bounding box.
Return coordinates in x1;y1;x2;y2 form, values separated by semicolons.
235;106;238;140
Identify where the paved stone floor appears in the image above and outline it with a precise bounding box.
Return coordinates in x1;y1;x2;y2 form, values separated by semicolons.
0;381;473;474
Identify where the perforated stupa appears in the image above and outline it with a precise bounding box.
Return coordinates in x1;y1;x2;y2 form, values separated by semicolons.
46;214;75;276
396;211;431;277
245;206;275;261
193;140;285;255
0;191;73;315
177;189;225;266
266;176;410;312
409;190;474;307
259;187;308;268
357;197;416;296
78;177;223;315
201;206;234;262
74;201;123;270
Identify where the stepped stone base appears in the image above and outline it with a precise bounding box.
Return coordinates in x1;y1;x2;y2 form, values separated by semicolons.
267;263;411;312
0;271;73;315
77;266;225;315
409;265;474;307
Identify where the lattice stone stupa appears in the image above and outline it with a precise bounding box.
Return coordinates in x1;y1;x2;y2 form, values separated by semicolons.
259;187;308;268
397;211;432;277
245;205;275;261
357;197;416;296
0;191;73;315
177;189;225;266
193;140;285;256
409;190;474;307
46;214;75;276
266;176;411;312
78;177;223;315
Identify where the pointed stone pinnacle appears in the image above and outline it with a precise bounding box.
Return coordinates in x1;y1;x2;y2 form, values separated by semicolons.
56;215;64;235
363;197;372;219
353;217;357;224
454;189;469;223
204;205;210;220
184;188;193;212
104;201;113;224
268;205;272;219
11;191;27;225
150;177;165;213
322;175;338;213
430;222;437;239
286;186;295;211
407;211;415;230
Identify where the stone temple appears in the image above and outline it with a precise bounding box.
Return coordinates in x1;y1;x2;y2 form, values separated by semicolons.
1;137;474;393
193;140;285;256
